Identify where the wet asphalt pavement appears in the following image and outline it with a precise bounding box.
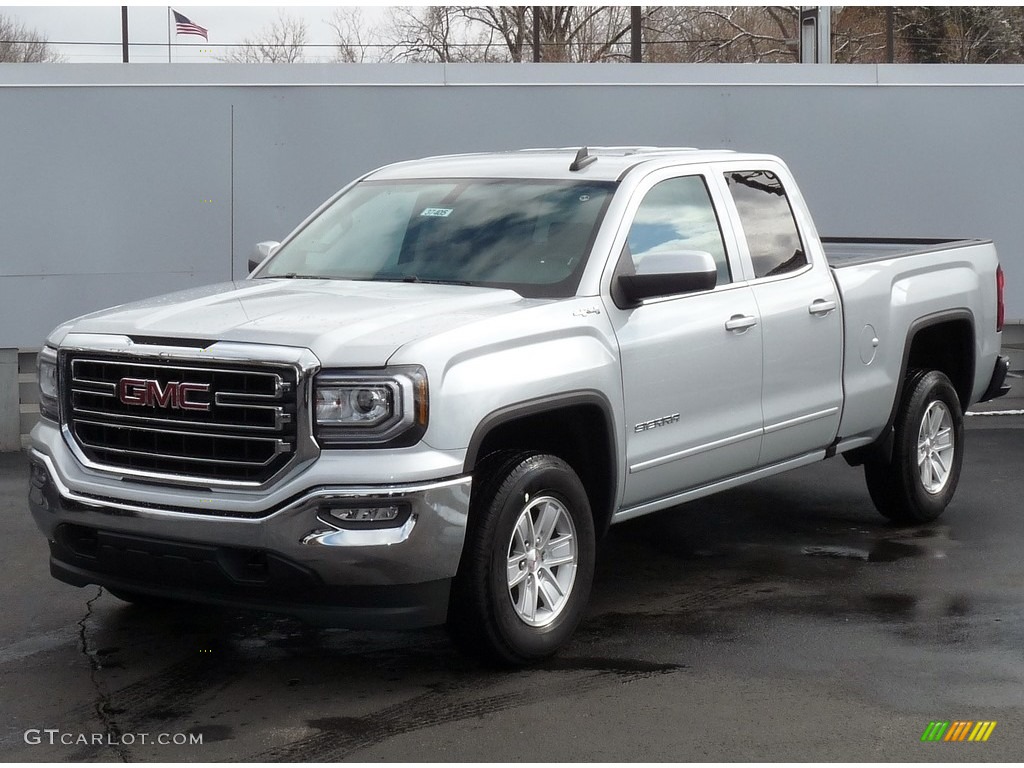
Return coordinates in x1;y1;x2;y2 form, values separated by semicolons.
1;412;1022;761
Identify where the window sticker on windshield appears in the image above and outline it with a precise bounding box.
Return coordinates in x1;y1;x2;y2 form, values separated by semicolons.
420;207;453;218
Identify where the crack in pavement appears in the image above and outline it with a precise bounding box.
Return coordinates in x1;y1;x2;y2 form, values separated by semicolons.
77;588;131;763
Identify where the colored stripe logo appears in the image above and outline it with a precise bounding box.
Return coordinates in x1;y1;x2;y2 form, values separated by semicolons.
921;721;996;742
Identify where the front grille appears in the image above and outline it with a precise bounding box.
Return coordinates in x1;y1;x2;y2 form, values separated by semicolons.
64;355;299;483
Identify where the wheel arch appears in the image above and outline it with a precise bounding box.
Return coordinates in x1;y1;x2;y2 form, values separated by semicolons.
464;391;619;538
846;309;974;467
902;311;976;409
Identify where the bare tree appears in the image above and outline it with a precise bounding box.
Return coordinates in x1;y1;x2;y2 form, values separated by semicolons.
641;6;799;63
469;5;641;62
458;5;530;61
221;12;308;63
563;5;638;62
325;5;1024;66
643;6;884;64
831;7;887;63
897;6;1024;64
379;6;650;63
385;6;484;62
329;7;387;63
0;13;65;62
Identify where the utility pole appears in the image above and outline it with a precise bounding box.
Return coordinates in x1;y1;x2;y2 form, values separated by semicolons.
121;6;129;63
630;6;642;63
885;7;895;63
798;6;831;64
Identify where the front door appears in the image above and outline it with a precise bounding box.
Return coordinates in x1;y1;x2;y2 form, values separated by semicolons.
608;171;764;509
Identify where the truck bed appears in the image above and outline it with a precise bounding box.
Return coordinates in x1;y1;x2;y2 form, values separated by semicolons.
822;237;991;268
827;235;1001;450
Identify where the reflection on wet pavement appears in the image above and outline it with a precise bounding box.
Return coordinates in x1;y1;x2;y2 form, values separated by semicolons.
3;430;1023;761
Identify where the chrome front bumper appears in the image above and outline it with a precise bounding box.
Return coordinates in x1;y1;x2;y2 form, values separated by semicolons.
28;445;472;629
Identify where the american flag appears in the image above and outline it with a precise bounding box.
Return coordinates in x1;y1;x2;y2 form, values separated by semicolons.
172;10;208;41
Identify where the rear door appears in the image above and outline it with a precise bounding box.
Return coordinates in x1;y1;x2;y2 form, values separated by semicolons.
607;166;764;508
716;162;843;466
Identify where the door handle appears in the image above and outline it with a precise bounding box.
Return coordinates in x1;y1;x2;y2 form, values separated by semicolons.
808;299;837;316
725;314;758;332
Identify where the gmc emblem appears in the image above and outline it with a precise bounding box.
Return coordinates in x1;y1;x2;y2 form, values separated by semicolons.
118;378;211;411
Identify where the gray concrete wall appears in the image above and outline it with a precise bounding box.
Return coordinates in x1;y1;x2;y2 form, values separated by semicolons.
2;62;1023;350
0;350;18;452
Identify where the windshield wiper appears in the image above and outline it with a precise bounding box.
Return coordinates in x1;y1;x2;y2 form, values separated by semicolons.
374;275;476;287
264;273;327;280
259;273;475;286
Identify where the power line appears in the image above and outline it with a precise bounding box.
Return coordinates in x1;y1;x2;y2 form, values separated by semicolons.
3;35;998;50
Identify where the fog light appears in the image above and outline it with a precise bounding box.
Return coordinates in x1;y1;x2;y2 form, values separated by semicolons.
30;462;50;490
328;505;400;523
321;505;413;528
28;463;51;511
319;502;412;531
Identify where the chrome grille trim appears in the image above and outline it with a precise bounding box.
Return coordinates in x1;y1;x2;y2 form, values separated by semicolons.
74;441;285;468
69;401;291;432
73;417;292;450
69;357;292;389
58;336;320;489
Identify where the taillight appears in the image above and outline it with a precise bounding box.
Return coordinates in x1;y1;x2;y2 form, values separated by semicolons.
996;264;1005;332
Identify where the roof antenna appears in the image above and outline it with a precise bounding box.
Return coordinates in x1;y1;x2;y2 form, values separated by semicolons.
569;146;597;172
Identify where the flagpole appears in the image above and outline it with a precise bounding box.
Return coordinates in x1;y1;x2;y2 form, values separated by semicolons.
167;7;171;63
121;6;129;63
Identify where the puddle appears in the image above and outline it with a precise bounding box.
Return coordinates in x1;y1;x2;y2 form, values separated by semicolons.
541;656;685;675
578;609;725;641
946;595;971;617
801;540;928;563
864;592;917;618
801;545;870;561
867;540;926;562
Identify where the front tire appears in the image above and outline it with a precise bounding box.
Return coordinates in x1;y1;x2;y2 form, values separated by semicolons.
448;451;596;666
864;369;964;524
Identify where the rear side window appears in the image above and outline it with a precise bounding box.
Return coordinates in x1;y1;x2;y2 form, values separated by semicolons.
725;170;807;279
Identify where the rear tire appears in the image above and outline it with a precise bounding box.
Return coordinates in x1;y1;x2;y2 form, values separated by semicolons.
448;451;595;666
864;369;964;524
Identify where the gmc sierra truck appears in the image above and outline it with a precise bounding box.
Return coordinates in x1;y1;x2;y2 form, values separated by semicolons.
28;147;1010;665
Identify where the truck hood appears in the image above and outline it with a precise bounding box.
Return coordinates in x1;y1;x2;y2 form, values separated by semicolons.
62;279;544;365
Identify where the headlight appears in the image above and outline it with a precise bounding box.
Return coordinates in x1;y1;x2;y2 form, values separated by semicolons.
316;384;394;426
37;347;59;421
314;366;427;447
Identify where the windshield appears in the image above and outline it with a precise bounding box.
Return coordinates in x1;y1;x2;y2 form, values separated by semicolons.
258;179;616;297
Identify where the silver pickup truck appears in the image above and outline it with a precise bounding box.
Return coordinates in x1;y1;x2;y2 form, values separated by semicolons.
28;147;1010;665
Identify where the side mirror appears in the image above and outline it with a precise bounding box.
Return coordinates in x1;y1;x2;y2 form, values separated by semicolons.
617;250;717;306
248;241;281;274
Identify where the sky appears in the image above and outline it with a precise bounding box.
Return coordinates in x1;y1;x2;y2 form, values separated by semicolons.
2;2;390;63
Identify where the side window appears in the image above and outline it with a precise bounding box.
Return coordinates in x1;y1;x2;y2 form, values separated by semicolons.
725;170;807;279
625;175;731;287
